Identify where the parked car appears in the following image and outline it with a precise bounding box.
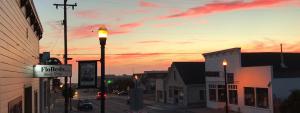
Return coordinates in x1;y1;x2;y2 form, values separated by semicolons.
96;92;107;100
77;100;93;111
117;91;128;96
112;90;120;95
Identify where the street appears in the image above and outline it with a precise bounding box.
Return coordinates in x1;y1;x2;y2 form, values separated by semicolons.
69;96;192;113
53;90;196;113
52;89;230;113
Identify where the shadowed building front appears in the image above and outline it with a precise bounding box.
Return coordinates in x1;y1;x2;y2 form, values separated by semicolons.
0;0;43;113
166;62;206;107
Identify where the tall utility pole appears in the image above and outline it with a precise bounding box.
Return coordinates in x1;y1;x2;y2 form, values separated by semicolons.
53;1;77;113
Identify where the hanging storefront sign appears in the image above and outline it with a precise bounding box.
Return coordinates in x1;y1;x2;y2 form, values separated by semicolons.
78;61;98;88
33;65;72;77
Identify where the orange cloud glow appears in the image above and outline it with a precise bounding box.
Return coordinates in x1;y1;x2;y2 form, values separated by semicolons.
242;39;300;52
136;40;164;44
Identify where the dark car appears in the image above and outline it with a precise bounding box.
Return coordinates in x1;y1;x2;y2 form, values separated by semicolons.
117;91;128;96
96;92;107;100
77;100;93;111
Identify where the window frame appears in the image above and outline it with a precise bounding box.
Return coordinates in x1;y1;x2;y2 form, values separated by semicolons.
209;89;217;101
256;88;269;108
229;90;238;104
244;87;255;107
217;85;226;102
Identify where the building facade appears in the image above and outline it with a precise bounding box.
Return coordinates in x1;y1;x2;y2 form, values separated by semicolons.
166;62;206;106
0;0;43;113
140;71;168;94
203;48;300;113
155;77;167;103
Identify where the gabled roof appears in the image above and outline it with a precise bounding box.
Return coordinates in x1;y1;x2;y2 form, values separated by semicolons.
139;71;168;84
143;71;168;79
172;62;205;85
241;53;300;78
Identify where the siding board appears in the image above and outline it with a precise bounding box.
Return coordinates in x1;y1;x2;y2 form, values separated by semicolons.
0;21;37;61
0;1;37;55
0;0;41;112
0;37;35;63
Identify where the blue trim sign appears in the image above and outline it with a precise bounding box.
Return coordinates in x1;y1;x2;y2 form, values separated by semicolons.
33;65;72;77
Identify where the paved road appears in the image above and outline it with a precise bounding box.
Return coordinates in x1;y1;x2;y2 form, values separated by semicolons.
69;96;192;113
70;96;129;113
53;89;195;113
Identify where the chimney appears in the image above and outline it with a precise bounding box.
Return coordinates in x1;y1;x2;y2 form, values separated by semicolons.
280;44;287;68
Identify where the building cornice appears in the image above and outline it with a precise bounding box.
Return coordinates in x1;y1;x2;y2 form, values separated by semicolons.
203;47;241;57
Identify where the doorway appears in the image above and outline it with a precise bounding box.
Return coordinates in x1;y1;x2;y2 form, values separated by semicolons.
24;87;32;113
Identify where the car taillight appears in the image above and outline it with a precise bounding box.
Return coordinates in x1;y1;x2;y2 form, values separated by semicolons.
97;92;106;97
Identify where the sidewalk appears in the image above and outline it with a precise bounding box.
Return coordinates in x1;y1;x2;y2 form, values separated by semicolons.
51;92;79;113
188;108;239;113
144;99;238;113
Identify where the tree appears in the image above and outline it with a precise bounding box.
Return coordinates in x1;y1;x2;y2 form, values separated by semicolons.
280;90;300;113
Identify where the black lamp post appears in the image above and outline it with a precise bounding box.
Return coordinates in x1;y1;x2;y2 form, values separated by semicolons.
134;75;138;88
222;59;229;113
98;25;108;113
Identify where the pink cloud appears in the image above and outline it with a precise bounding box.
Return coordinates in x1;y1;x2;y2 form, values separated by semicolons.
69;22;143;39
153;22;182;28
160;0;292;19
199;20;208;24
119;22;143;29
137;40;164;44
74;10;99;19
139;0;160;8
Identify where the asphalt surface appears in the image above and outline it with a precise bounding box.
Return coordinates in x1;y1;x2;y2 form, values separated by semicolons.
53;90;194;113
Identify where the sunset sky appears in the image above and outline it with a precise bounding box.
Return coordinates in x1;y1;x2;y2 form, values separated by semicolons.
33;0;300;80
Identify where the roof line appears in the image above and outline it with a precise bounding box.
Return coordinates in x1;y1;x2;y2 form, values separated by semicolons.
203;47;241;56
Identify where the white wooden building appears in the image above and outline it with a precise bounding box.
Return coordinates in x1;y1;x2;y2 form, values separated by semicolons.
166;62;206;106
0;0;43;113
203;48;300;113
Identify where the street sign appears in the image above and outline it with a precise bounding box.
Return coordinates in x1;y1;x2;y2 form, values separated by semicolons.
33;65;72;77
78;61;98;88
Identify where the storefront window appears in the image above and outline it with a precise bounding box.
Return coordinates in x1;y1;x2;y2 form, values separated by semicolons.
218;85;226;102
8;97;22;113
229;90;238;104
245;87;255;106
209;89;216;101
256;88;269;108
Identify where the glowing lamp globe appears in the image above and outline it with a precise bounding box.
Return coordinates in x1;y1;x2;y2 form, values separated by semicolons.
98;25;108;38
222;59;228;66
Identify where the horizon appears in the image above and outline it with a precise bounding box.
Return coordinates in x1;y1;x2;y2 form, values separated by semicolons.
33;0;300;82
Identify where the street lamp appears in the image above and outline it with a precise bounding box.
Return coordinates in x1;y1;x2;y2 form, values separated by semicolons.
222;59;229;113
134;75;138;88
98;25;108;113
